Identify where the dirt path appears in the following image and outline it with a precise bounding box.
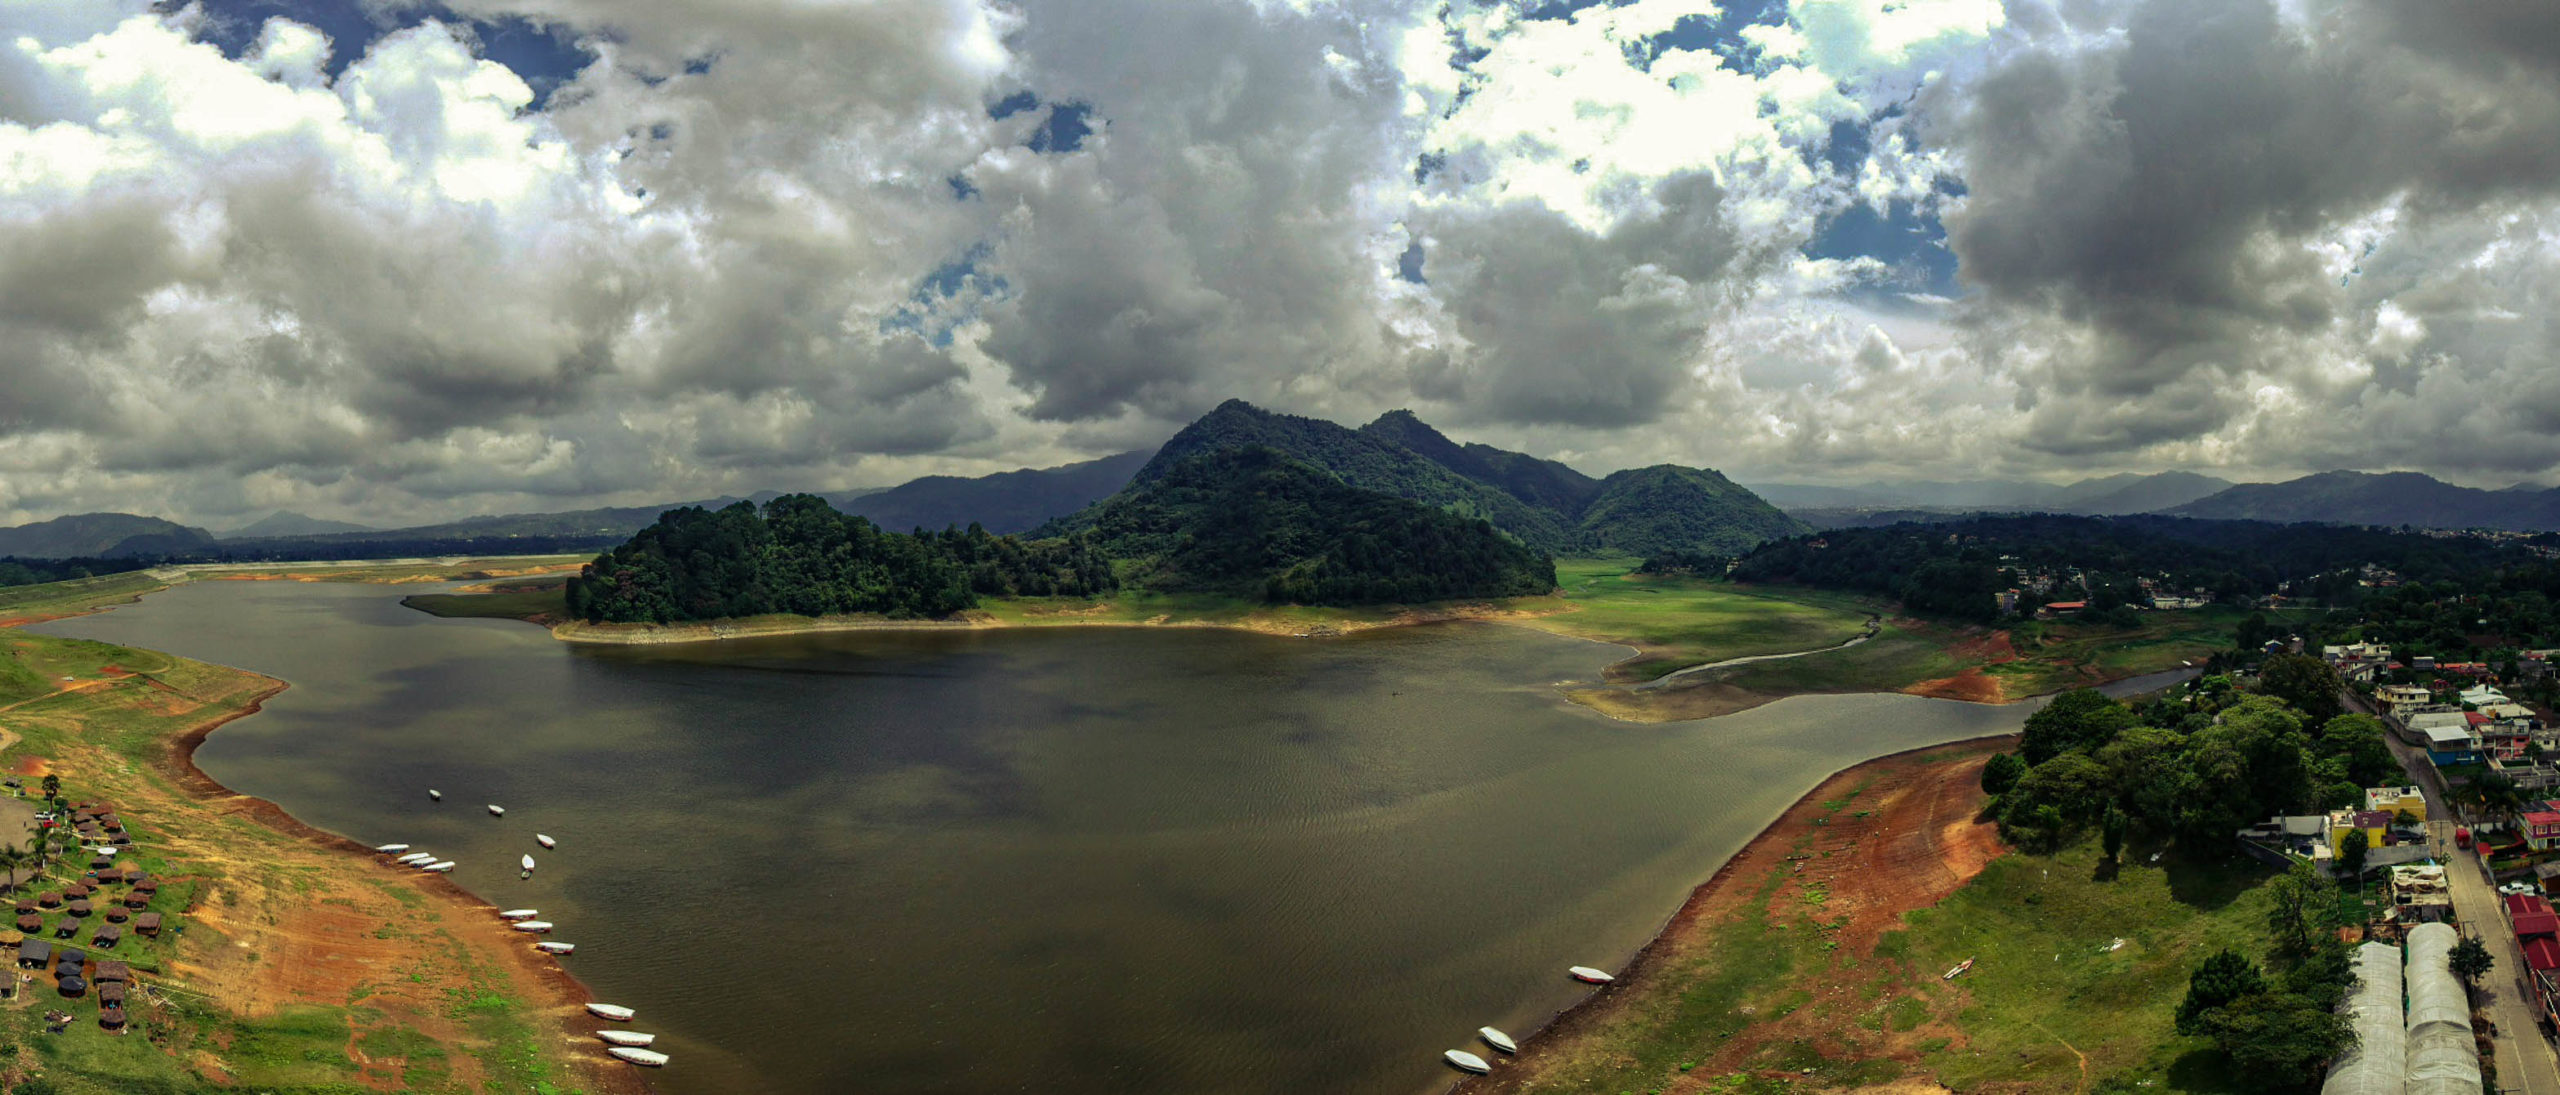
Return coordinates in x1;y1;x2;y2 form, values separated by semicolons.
1452;738;2013;1093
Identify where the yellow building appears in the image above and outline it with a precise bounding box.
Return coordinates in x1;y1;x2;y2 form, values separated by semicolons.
2329;809;2391;857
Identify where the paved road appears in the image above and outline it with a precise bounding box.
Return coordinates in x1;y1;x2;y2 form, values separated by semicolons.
2366;681;2560;1095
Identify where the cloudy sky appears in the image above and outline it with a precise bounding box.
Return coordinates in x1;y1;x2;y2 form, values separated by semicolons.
5;0;2560;526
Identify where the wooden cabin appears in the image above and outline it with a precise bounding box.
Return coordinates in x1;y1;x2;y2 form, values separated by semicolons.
14;900;34;915
13;915;39;935
96;982;124;1007
15;940;45;969
51;920;77;939
93;960;127;983
133;913;161;936
97;1005;124;1029
122;892;148;910
66;901;89;918
36;893;61;909
90;926;119;949
63;883;89;899
102;906;127;924
86;856;111;871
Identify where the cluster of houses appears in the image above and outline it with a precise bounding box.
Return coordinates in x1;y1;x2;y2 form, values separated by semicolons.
4;800;170;1033
2370;673;2560;790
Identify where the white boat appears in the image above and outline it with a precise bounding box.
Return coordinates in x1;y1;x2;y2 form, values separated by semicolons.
521;854;536;872
487;805;505;817
587;1003;635;1021
1478;1027;1517;1054
428;789;441;801
498;909;539;920
608;1047;668;1067
375;843;410;854
1568;966;1615;984
536;834;556;849
396;853;434;864
597;1030;654;1047
423;861;456;872
511;921;553;933
536;942;576;955
1444;1049;1490;1074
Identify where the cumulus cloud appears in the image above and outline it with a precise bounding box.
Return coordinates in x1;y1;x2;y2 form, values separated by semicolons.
6;0;2560;526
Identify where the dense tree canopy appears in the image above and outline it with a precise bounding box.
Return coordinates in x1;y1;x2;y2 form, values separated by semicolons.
566;495;1116;624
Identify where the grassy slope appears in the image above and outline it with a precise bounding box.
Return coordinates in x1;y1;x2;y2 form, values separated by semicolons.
1507;558;1878;681
0;627;596;1095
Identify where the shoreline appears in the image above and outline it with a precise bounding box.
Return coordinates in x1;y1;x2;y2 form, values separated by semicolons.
11;612;649;1093
1447;733;2015;1093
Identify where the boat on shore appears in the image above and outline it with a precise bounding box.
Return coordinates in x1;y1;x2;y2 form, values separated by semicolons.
597;1030;654;1047
511;921;553;933
536;834;556;849
422;861;455;872
1478;1027;1517;1054
498;909;538;920
608;1047;668;1067
375;843;409;854
1443;1049;1490;1074
588;1003;636;1021
536;941;576;955
1568;966;1615;984
395;852;433;864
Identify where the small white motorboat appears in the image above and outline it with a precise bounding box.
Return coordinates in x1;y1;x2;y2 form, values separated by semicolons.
521;854;536;872
587;1003;636;1021
422;861;456;872
597;1030;654;1047
498;909;539;920
428;789;442;801
1568;966;1615;984
536;942;576;955
375;843;410;854
487;805;505;817
536;833;557;849
608;1047;668;1067
511;921;554;933
1478;1027;1517;1054
396;853;434;864
1444;1049;1491;1074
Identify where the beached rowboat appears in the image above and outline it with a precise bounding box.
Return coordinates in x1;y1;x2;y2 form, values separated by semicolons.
422;861;455;872
1568;966;1615;984
396;853;433;864
597;1031;654;1047
536;834;556;849
498;909;538;920
510;921;553;933
1478;1027;1517;1054
608;1047;668;1067
375;844;409;854
536;942;576;955
587;1003;635;1021
1444;1050;1491;1074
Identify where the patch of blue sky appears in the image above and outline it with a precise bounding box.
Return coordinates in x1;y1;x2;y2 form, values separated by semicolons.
1805;196;1961;299
987;93;1093;154
882;244;1003;347
181;0;594;106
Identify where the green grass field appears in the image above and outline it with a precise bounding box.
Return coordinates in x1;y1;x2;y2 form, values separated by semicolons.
1510;558;1881;681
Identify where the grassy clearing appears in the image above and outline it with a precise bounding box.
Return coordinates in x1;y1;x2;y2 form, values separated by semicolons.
1507;558;1880;681
0;572;172;621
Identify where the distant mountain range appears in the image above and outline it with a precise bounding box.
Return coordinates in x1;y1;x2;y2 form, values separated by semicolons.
0;513;212;559
1049;400;1806;557
1748;472;2235;516
834;450;1153;535
2160;470;2560;530
216;511;378;538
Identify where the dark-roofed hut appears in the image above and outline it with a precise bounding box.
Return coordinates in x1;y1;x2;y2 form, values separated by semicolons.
13;899;33;914
17;939;47;967
95;868;125;886
56;947;83;969
13;915;39;935
90;926;119;948
131;878;156;895
55;975;83;997
97;1005;123;1029
66;900;89;918
64;883;88;899
86;856;111;871
102;906;126;924
122;892;148;910
36;893;60;909
133;913;161;936
51;920;76;939
96;981;124;1006
93;960;127;983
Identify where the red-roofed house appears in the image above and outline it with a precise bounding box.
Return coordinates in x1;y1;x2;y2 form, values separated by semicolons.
2510;894;2560;1022
2529;811;2560;852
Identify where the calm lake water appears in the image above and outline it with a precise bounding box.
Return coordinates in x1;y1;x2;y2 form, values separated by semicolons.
37;581;2082;1094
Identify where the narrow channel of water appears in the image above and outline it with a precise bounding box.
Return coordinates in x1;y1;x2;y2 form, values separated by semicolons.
38;581;2055;1094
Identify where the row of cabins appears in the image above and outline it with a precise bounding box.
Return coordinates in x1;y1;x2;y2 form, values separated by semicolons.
13;802;152;1031
16;939;138;1028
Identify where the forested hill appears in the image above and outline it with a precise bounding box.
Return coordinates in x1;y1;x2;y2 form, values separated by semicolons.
1068;400;1805;557
1730;514;2553;621
565;495;1117;624
2164;470;2560;530
0;513;214;559
835;450;1152;535
1078;447;1557;604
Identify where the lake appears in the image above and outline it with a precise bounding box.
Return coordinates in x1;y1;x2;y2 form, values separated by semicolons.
37;580;2070;1094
